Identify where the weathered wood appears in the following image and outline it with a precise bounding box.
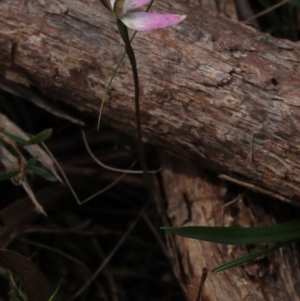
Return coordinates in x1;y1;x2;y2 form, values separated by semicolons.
2;1;300;300
1;0;300;204
152;3;300;301
156;153;300;301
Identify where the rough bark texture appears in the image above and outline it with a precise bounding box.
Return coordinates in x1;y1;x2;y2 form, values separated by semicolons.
156;153;300;301
1;1;300;300
1;0;300;204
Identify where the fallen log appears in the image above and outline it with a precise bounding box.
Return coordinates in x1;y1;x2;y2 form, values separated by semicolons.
1;0;300;203
2;1;300;300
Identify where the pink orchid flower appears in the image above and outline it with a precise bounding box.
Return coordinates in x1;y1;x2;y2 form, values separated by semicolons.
101;0;186;31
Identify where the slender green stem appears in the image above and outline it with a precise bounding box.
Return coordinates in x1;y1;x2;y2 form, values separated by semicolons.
97;32;137;130
117;20;149;182
97;0;155;131
102;32;137;101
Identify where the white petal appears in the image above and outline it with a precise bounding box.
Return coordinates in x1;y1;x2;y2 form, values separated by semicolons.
121;12;186;31
123;0;150;14
110;0;115;8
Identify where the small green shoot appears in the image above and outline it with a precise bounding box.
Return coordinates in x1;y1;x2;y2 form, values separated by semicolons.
2;129;52;146
0;137;19;157
27;165;58;182
25;157;39;169
212;243;286;273
0;129;57;182
47;283;61;301
25;156;58;182
1;131;28;145
0;170;20;181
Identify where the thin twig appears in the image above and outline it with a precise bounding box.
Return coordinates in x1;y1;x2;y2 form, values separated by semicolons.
42;141;136;205
219;174;294;205
67;201;150;301
245;0;287;22
17;238;104;291
91;237;119;301
195;268;208;301
82;130;161;174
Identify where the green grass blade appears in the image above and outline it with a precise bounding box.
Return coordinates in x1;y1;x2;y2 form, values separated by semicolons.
161;220;300;245
26;129;52;145
0;170;19;181
2;131;28;145
27;166;58;182
0;137;19;157
212;243;286;273
25;156;39;169
2;129;52;146
47;284;60;301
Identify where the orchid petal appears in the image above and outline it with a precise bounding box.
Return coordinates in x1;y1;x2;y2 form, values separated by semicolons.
123;0;150;14
120;12;186;31
110;0;116;8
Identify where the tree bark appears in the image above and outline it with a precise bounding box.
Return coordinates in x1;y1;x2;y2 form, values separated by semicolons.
2;1;300;300
1;0;300;204
156;153;300;301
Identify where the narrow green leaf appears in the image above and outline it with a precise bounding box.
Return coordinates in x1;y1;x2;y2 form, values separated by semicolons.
0;170;19;181
25;157;39;169
27;166;58;182
2;131;28;145
0;137;19;157
2;129;52;146
48;268;65;301
97;0;154;131
288;0;300;7
212;243;286;273
47;284;60;301
27;129;52;145
117;19;131;45
161;220;300;245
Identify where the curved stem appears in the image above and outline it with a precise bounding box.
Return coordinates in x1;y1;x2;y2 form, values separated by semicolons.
117;20;149;184
97;0;155;131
